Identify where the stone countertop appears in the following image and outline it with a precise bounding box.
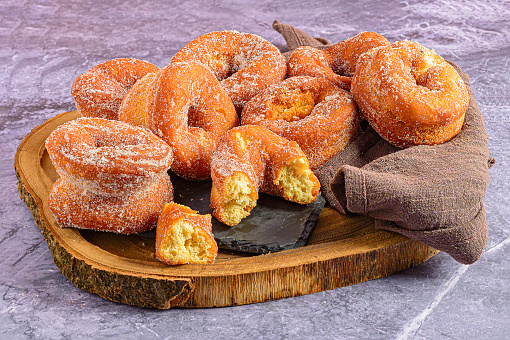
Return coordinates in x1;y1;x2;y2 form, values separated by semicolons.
1;1;509;339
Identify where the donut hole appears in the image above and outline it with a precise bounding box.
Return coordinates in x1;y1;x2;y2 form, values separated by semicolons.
187;105;208;128
187;105;229;130
328;57;353;77
224;58;243;79
201;52;251;80
202;53;235;79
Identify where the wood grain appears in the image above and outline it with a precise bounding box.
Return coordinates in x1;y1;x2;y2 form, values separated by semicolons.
14;111;438;309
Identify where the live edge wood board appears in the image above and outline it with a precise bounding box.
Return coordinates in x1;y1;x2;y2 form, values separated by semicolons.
15;111;438;309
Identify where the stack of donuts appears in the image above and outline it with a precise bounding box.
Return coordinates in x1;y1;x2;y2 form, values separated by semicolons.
45;117;174;234
46;29;469;264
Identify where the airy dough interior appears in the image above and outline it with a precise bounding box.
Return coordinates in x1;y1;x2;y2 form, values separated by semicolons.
160;220;215;264
269;89;315;121
276;157;318;204
220;172;257;226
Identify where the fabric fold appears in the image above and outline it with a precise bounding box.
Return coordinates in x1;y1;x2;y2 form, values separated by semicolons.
273;20;493;264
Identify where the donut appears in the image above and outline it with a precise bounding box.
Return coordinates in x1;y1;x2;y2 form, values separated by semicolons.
241;76;359;170
287;32;390;91
45;117;173;196
147;62;238;181
48;173;173;234
351;40;469;148
71;58;159;120
171;31;287;111
210;125;320;226
118;72;157;127
155;202;217;265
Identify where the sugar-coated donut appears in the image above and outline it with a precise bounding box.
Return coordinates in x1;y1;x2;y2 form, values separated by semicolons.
148;62;238;181
71;58;159;120
288;32;390;91
155;202;217;265
241;76;359;170
45;117;173;196
48;172;173;234
171;31;287;111
351;40;469;148
210;125;320;226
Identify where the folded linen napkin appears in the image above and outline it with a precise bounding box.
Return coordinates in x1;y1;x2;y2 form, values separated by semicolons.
273;20;495;264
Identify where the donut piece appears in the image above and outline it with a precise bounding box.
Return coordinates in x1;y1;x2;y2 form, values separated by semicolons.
118;72;157;127
210;125;320;226
241;76;359;170
45;117;173;196
288;32;390;91
71;58;159;120
155;202;217;265
351;40;469;148
48;172;173;234
171;31;287;111
148;62;238;180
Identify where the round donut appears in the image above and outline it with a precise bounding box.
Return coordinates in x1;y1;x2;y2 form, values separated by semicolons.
147;61;239;181
288;32;390;91
45;117;173;196
210;125;320;226
71;58;159;120
351;40;469;148
241;76;359;170
170;30;287;111
48;172;173;234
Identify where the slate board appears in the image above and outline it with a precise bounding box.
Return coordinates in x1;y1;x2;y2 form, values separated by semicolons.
162;172;326;254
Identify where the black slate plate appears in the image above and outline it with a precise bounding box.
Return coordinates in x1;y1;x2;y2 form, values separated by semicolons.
151;172;326;254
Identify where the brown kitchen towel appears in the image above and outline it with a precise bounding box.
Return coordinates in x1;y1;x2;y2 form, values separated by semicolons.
273;20;495;264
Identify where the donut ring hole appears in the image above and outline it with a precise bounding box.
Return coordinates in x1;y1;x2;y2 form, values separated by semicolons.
199;45;266;82
327;54;354;77
187;103;231;142
202;53;235;79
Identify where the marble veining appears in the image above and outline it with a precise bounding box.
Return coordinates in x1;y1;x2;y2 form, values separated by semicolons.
1;0;509;339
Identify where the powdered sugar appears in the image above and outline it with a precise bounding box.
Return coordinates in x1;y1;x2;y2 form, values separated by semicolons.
241;76;359;170
45;117;173;196
170;31;286;110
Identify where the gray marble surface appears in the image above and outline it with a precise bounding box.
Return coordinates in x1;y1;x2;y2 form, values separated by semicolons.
1;0;509;339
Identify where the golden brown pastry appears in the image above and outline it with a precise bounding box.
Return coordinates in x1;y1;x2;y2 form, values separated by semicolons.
155;202;217;265
71;58;159;120
45;117;173;196
171;30;287;111
48;173;173;234
147;62;239;180
351;40;469;147
287;32;390;91
118;72;157;127
45;117;174;234
210;125;320;226
241;76;359;170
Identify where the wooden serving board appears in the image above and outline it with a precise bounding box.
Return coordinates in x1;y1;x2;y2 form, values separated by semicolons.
15;111;438;309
